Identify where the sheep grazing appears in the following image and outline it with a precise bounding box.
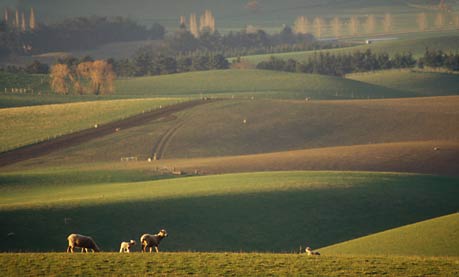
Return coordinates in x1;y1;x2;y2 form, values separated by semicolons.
306;247;320;256
67;233;100;253
140;229;168;253
119;240;136;253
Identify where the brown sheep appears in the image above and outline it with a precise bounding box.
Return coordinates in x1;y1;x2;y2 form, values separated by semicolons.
140;229;168;253
119;240;136;253
67;234;100;253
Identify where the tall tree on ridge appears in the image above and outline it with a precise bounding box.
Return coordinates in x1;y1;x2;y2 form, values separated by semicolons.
29;7;36;31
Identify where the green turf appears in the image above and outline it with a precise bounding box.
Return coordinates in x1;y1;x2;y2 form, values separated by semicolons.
0;98;180;153
346;70;459;96
319;213;459;257
1;253;458;276
0;170;458;252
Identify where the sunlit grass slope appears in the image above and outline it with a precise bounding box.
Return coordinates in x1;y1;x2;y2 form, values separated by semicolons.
320;213;459;257
0;98;180;152
0;171;458;252
347;70;459;96
1;253;458;276
116;69;410;99
1;69;409;108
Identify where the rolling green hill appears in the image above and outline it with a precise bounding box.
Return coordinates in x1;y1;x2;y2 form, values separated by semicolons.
16;97;458;166
0;170;458;252
0;69;412;108
320;213;459;257
115;69;411;99
346;70;459;96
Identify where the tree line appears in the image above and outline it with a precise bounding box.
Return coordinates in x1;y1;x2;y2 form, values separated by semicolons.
0;16;165;57
256;49;459;76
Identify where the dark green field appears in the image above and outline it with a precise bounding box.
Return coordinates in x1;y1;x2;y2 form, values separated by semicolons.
1;170;458;253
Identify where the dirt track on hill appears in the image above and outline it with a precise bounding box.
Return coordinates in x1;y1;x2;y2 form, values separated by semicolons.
0;100;210;167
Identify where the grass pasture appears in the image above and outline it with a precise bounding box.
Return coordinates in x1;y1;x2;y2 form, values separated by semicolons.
109;140;458;177
6;97;458;167
320;213;459;257
0;98;180;153
1;253;458;276
0;171;458;253
115;69;411;99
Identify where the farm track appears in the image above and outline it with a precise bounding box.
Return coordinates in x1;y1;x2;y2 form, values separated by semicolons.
151;122;185;160
0;99;213;167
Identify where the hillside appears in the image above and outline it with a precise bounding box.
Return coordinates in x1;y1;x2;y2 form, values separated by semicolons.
0;98;181;153
112;140;458;177
115;69;410;99
346;70;459;96
0;69;411;109
0;171;458;252
10;96;456;167
319;213;459;257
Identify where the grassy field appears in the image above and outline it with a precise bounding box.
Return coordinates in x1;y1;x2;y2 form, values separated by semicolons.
346;70;459;96
1;170;458;252
1;253;458;276
115;69;411;99
320;213;459;257
77;140;456;177
0;98;180;153
0;69;413;108
17;97;457;164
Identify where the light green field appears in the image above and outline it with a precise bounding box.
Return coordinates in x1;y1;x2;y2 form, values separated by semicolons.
0;69;411;108
1;253;458;276
320;213;459;257
346;70;459;96
115;69;411;99
0;98;180;153
0;170;458;252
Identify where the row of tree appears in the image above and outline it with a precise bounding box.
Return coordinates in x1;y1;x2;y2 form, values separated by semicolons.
256;49;459;76
292;12;459;38
0;16;165;57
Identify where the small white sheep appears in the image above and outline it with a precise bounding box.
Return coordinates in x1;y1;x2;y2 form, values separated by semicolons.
120;240;136;253
67;233;100;253
140;229;168;253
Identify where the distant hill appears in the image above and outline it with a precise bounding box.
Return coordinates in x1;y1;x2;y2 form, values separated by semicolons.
116;69;411;99
319;213;459;256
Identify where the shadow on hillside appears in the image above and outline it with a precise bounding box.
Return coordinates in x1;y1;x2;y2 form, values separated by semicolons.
1;175;458;253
